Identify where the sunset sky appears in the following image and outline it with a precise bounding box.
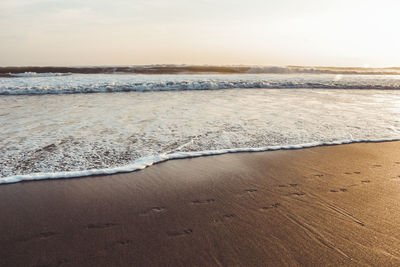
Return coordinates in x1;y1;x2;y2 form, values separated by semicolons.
1;0;399;67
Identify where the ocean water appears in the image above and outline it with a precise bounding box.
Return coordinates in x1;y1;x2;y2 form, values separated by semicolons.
1;72;400;183
2;73;400;95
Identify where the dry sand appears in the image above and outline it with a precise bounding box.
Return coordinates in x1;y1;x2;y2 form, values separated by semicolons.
1;141;400;266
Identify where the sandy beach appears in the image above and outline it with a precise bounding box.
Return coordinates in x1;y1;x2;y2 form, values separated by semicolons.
1;141;400;266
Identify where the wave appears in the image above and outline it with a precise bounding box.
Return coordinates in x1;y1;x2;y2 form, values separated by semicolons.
9;72;72;77
247;66;400;75
2;79;400;95
2;65;400;76
1;138;398;184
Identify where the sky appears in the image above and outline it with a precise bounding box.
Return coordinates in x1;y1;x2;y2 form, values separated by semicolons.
1;0;399;67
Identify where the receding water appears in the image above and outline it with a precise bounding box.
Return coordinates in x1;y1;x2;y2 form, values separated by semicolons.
1;74;400;183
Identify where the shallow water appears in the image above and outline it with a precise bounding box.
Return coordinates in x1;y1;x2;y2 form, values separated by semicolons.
1;78;400;183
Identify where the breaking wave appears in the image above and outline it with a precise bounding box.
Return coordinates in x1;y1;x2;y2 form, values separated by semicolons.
2;73;400;95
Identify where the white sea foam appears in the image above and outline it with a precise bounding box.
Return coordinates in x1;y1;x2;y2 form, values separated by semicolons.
1;138;398;184
1;73;400;95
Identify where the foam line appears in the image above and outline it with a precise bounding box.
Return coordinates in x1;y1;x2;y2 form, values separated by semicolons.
2;72;400;95
1;138;398;185
2;81;400;95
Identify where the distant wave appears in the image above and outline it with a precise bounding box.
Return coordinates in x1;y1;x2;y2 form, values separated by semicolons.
1;65;400;76
8;72;72;78
246;66;400;75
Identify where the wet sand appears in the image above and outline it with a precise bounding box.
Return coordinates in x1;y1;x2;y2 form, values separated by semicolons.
1;141;400;266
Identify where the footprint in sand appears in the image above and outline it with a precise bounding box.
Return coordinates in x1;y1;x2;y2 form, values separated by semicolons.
331;188;348;192
139;206;166;216
344;172;352;175
354;171;361;174
39;231;57;238
395;162;400;164
279;184;298;188
86;223;117;229
36;257;70;267
314;174;324;177
245;189;258;193
19;231;57;242
167;229;193;237
361;180;371;183
372;164;382;168
261;203;281;210
291;192;306;196
115;239;133;246
212;213;236;223
150;207;166;212
56;258;70;266
191;199;215;204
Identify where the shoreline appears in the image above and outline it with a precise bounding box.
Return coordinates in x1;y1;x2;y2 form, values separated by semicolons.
1;141;400;266
2;138;399;184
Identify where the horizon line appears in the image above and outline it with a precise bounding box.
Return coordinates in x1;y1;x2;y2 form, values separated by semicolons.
1;64;399;69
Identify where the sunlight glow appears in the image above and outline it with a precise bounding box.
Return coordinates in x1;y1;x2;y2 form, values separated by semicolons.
0;0;399;67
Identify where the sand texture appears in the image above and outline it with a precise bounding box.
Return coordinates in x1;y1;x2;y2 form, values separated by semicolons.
1;141;400;266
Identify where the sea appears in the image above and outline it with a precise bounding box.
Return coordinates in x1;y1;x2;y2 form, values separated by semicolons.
1;65;400;184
